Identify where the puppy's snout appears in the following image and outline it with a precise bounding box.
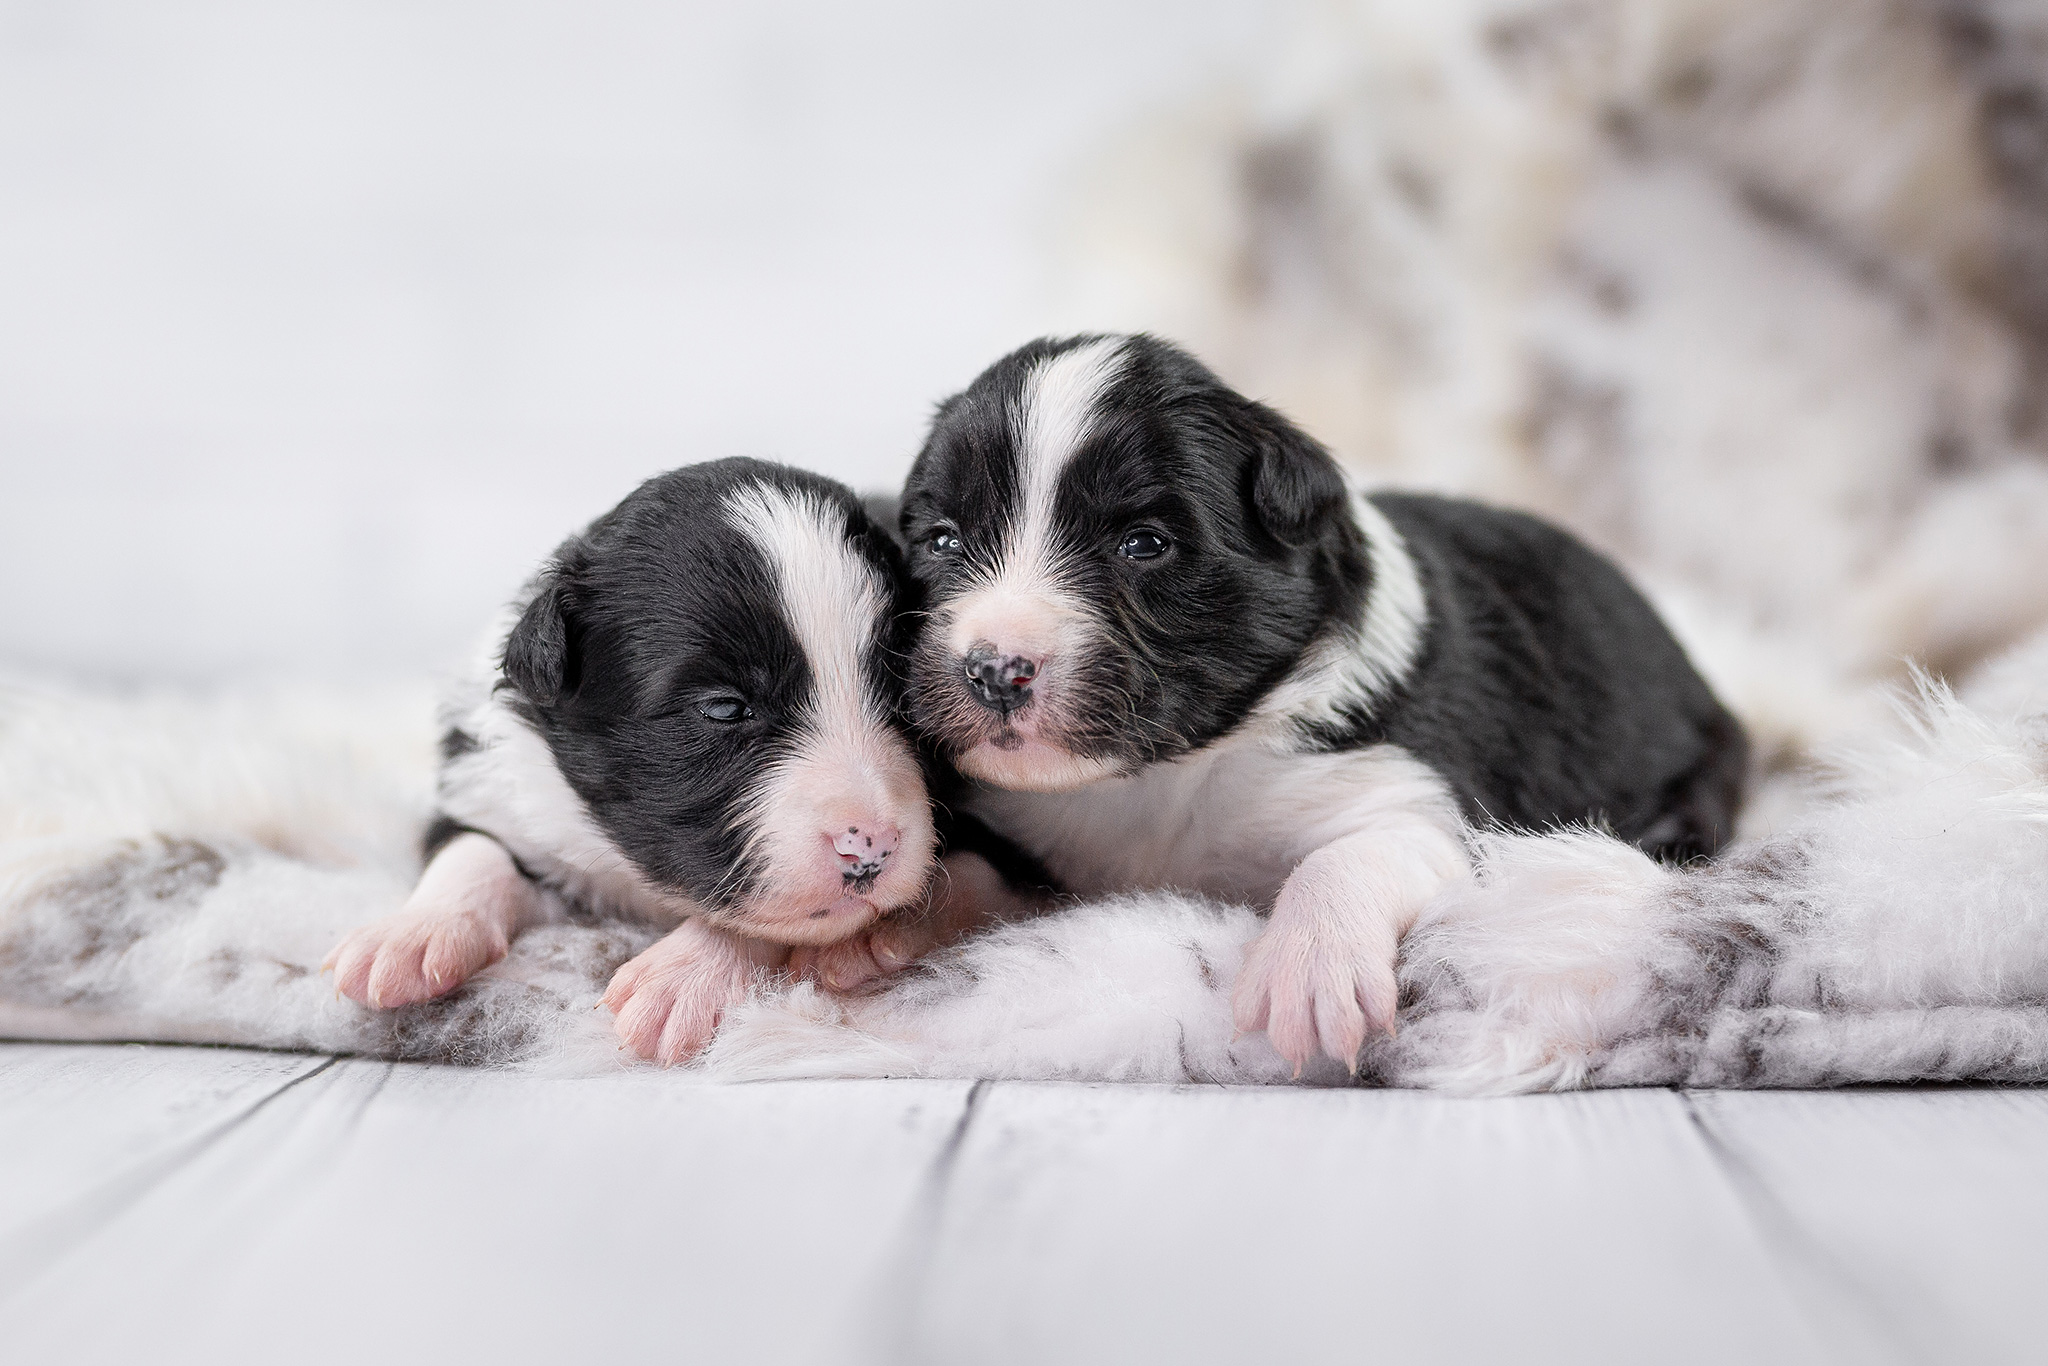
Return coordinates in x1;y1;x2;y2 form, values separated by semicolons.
833;823;900;886
963;646;1039;716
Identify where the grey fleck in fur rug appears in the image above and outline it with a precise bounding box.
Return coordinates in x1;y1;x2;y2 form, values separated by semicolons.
5;644;2046;1093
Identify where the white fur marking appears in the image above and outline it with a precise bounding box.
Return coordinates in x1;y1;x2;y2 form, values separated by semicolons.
1352;490;1428;696
721;483;937;933
938;339;1131;783
998;337;1129;593
724;484;887;736
1254;484;1428;738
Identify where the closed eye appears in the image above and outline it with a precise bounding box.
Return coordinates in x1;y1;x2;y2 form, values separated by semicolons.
697;696;754;724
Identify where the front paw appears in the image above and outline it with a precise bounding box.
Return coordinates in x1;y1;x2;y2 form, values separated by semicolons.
1230;920;1397;1076
602;923;760;1064
786;917;936;993
325;910;509;1008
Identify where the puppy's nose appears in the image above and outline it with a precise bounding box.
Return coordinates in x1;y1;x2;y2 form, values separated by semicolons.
963;646;1038;716
833;824;899;886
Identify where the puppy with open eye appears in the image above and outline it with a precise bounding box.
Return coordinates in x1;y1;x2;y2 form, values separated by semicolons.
324;458;1008;1063
896;334;1748;1074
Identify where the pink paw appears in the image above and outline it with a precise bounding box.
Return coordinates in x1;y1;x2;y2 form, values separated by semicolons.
602;922;760;1064
325;910;509;1009
1230;920;1397;1076
787;917;934;993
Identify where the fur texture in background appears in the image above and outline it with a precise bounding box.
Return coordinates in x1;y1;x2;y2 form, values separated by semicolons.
5;0;2048;1090
1051;0;2048;780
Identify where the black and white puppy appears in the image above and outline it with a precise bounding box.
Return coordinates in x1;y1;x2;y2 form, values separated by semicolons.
898;334;1748;1072
326;458;981;1063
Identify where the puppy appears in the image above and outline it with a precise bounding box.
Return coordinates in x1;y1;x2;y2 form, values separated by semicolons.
325;458;1001;1063
896;334;1748;1072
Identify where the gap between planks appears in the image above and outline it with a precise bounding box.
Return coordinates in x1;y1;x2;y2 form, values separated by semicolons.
1679;1089;1924;1366
0;1051;342;1294
859;1076;991;1365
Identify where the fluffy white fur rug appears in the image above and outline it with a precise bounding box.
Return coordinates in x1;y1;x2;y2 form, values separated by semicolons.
0;677;659;1066
6;0;2048;1090
3;631;2044;1092
710;639;2048;1091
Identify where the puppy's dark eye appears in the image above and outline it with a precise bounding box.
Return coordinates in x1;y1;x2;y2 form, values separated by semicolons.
927;527;963;556
697;697;753;724
1117;529;1171;561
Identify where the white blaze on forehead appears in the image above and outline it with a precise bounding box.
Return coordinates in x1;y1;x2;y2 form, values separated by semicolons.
723;482;887;732
721;480;935;933
944;338;1129;662
999;336;1129;587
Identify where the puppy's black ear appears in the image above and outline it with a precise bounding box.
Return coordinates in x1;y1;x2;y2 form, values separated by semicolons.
1248;404;1348;548
503;569;575;707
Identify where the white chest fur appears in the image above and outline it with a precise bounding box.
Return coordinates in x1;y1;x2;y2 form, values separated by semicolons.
969;736;1465;911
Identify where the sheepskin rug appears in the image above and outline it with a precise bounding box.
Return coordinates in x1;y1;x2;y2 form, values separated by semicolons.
3;638;2047;1091
6;0;2048;1091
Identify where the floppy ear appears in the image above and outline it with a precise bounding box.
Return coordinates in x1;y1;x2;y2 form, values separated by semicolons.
503;569;575;707
1248;404;1348;548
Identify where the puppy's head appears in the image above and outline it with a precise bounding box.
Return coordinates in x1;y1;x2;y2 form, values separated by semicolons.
502;458;936;945
900;334;1368;790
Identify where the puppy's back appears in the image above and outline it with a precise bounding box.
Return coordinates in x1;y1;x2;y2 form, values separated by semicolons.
1363;493;1746;860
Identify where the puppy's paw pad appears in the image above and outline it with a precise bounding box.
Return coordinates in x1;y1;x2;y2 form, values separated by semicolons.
1232;925;1393;1074
866;919;942;973
791;916;945;994
608;975;735;1065
604;934;757;1064
795;941;874;992
328;912;507;1010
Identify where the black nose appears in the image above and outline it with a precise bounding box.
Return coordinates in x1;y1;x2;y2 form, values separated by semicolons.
963;648;1037;717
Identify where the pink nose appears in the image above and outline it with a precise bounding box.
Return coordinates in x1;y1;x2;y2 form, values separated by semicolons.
833;824;900;881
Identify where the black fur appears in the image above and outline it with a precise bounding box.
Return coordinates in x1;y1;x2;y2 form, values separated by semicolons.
420;812;471;864
901;334;1746;860
495;457;913;910
1348;494;1746;859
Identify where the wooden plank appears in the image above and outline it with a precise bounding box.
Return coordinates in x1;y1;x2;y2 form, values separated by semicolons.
903;1084;1836;1366
4;1057;975;1366
24;1049;2023;1366
0;1043;332;1275
1688;1088;2048;1366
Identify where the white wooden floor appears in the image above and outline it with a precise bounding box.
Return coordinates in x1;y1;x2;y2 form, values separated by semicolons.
3;1044;2043;1365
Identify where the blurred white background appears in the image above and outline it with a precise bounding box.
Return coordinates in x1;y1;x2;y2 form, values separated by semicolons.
0;1;1277;683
